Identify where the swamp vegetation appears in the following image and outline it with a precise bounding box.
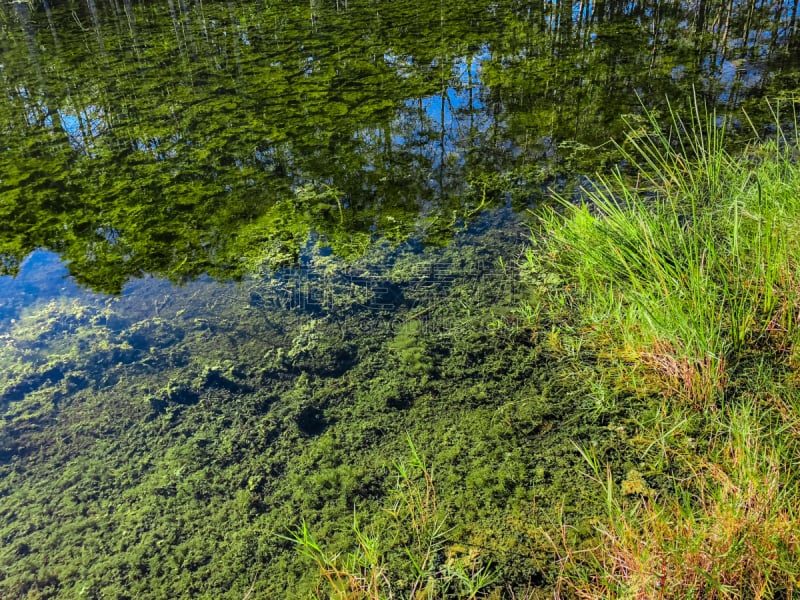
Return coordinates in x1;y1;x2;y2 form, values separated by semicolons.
1;0;800;597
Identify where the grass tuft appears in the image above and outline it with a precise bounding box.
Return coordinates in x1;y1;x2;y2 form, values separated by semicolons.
527;97;800;407
284;437;499;599
561;404;800;600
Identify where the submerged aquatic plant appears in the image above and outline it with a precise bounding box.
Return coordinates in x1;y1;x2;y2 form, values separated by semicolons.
284;437;498;599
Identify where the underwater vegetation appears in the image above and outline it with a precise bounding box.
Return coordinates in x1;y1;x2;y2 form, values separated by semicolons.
4;98;800;598
2;0;799;292
0;217;638;598
2;0;800;594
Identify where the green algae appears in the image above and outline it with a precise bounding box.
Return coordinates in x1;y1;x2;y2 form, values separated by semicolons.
0;215;646;597
2;0;797;293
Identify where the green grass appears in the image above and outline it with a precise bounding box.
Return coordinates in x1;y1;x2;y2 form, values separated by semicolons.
557;402;800;600
284;437;500;600
519;98;800;599
526;98;800;407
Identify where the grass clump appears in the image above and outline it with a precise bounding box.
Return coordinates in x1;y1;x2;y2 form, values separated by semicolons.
521;98;800;599
526;99;800;407
559;403;800;599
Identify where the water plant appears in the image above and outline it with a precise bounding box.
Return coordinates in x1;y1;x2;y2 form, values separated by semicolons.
284;437;499;599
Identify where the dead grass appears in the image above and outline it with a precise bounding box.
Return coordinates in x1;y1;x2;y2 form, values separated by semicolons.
558;405;800;600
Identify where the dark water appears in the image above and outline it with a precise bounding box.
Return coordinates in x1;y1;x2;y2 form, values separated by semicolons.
1;0;799;597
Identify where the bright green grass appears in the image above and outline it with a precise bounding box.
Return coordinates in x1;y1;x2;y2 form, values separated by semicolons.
519;99;800;599
527;98;800;406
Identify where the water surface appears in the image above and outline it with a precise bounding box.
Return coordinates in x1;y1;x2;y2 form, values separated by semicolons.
1;0;798;596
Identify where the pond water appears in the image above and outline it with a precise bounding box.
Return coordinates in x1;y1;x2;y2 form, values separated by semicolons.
1;0;799;596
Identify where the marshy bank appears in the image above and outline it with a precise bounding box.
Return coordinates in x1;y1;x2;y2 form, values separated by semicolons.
524;102;800;598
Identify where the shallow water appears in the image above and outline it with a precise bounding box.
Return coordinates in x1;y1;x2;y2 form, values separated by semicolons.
1;0;799;596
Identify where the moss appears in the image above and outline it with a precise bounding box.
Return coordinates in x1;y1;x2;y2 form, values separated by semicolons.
621;469;653;497
388;319;433;377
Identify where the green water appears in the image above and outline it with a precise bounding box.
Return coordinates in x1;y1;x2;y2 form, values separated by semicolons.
0;0;798;596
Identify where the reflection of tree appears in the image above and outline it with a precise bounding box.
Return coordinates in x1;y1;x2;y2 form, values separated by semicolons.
0;0;798;293
482;0;800;174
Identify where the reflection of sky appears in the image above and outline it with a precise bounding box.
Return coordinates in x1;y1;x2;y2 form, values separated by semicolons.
40;106;107;150
0;250;86;325
703;55;765;104
394;51;494;167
